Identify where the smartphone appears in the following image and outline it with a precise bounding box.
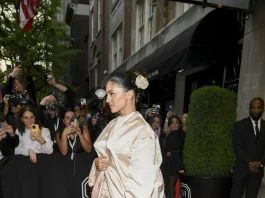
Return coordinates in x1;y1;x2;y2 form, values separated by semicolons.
45;73;53;84
71;119;78;127
31;124;39;133
0;122;6;134
47;74;53;79
80;98;87;105
31;124;39;140
152;104;160;114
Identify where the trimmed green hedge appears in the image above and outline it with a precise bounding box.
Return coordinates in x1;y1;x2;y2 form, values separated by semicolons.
183;86;237;176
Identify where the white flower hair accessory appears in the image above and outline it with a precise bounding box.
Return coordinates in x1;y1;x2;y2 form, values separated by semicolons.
135;75;149;89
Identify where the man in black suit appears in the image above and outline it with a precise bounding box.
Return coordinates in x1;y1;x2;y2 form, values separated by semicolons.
231;97;265;198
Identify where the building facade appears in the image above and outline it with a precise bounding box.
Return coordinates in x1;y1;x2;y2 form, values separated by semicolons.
236;0;265;120
88;0;110;91
86;0;110;110
101;0;243;116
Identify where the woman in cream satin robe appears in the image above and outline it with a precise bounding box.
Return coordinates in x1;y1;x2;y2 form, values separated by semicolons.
89;72;165;198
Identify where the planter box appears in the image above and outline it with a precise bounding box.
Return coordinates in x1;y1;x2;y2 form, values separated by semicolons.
180;172;232;198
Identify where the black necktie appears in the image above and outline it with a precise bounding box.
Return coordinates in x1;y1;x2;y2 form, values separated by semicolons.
255;121;260;139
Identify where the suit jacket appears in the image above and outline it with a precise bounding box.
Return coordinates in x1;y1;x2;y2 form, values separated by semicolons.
89;112;165;198
232;117;265;173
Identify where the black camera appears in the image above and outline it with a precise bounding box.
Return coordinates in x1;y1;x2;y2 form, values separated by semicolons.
47;102;59;111
8;95;21;107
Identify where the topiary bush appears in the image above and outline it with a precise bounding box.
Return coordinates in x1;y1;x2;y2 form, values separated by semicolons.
183;86;237;177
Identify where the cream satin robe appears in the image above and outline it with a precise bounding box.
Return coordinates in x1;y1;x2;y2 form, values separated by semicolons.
89;112;165;198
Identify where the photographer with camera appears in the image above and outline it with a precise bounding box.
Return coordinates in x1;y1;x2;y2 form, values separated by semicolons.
45;74;75;109
1;63;36;106
3;94;22;131
39;95;62;152
12;78;37;108
39;75;75;152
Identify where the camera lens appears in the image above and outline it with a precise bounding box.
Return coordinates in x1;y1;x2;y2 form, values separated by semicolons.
47;102;58;111
8;95;20;107
32;125;35;129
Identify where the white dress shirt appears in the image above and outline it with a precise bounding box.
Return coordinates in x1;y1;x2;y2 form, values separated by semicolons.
15;127;53;156
250;117;261;136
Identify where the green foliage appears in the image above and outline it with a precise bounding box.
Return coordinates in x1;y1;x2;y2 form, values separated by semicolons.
183;86;237;176
0;0;80;97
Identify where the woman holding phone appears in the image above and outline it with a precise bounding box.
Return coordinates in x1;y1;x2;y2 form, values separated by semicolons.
15;105;53;163
56;109;92;157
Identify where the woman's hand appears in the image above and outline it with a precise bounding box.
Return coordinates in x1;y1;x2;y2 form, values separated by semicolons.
28;149;37;163
10;66;22;78
63;125;76;136
75;127;82;137
40;95;57;106
30;129;45;144
47;76;56;86
5;124;14;136
95;156;109;171
0;128;6;141
166;111;173;119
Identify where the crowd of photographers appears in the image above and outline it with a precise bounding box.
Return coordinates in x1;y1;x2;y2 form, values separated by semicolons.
0;63;104;164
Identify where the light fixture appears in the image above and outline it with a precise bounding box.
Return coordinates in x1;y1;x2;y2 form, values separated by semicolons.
95;88;106;99
178;69;184;73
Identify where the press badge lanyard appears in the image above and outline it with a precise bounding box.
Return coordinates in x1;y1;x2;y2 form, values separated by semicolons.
52;118;60;143
67;135;77;160
54;118;59;131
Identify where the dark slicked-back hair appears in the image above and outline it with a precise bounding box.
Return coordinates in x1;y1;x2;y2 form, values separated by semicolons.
107;71;146;103
108;71;137;92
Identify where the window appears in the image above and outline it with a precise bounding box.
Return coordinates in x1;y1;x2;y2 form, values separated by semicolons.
139;1;144;27
117;28;123;65
135;0;156;50
91;12;94;40
148;0;154;41
97;0;101;32
111;26;123;71
184;3;192;12
112;34;117;71
95;67;98;87
137;0;145;49
139;28;144;48
148;0;154;16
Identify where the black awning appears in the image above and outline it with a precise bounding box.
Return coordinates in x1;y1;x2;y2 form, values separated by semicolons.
131;9;240;80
